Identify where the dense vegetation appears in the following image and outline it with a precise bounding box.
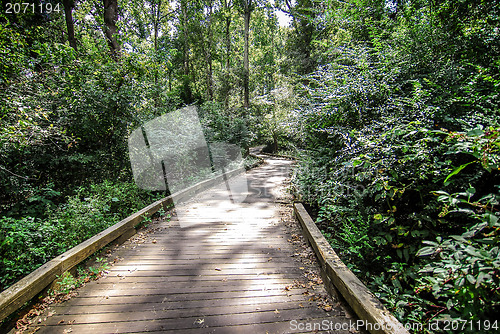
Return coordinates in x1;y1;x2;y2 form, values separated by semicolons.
289;0;500;331
1;0;498;332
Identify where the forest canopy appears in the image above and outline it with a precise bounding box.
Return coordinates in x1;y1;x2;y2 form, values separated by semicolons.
1;0;499;332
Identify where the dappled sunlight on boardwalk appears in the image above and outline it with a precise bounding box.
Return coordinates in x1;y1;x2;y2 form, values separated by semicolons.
25;156;360;334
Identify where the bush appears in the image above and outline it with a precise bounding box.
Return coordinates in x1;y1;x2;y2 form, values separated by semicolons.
292;119;499;330
0;180;161;291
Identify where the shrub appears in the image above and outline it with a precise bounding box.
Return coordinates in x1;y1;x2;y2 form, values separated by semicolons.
0;180;161;291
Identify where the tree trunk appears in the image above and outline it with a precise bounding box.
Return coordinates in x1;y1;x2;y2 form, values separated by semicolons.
223;0;231;110
180;0;189;77
62;0;77;51
103;0;120;60
205;0;213;101
180;0;192;102
152;0;161;87
243;0;252;109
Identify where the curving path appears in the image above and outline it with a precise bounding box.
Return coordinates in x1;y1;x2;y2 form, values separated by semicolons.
24;155;360;334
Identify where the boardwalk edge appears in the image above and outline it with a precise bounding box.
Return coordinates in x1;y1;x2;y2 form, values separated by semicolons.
293;203;409;334
0;163;254;323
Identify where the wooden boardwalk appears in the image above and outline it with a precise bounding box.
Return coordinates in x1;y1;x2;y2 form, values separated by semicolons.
24;156;359;333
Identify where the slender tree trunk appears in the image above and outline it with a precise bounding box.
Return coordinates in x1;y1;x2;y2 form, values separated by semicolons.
181;0;189;77
63;0;77;51
243;0;252;109
205;0;213;101
223;0;231;110
103;0;120;60
152;0;161;110
179;0;192;102
153;0;161;85
168;69;172;91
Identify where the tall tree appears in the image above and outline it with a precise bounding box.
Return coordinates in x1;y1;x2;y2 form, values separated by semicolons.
205;0;214;101
221;0;232;108
242;0;252;108
62;0;77;50
285;0;316;74
103;0;120;59
179;0;192;102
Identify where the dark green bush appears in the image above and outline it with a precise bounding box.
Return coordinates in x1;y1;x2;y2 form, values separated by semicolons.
0;180;161;291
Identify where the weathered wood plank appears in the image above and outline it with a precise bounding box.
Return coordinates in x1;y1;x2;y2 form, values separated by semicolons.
34;308;350;333
50;294;308;311
36;302;344;325
47;300;320;317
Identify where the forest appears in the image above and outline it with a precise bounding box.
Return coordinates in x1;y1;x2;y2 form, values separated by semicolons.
0;0;499;332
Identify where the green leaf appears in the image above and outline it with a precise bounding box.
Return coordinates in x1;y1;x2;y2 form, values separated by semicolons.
446;299;454;310
467;129;484;137
417;247;434;257
444;161;476;184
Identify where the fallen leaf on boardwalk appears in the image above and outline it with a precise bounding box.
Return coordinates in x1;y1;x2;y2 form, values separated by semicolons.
267;257;272;262
32;328;40;333
152;239;157;244
214;267;221;271
323;305;332;312
274;309;280;314
57;320;65;325
299;303;304;308
63;329;72;333
221;278;227;282
194;318;205;325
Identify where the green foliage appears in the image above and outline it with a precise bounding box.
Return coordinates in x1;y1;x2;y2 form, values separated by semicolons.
52;258;110;296
53;271;78;295
0;180;161;291
290;0;500;330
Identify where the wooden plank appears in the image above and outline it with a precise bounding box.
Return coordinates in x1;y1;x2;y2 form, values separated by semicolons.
76;283;301;297
34;308;349;333
294;203;408;334
105;269;305;277
36;288;310;307
73;287;310;299
31;319;353;334
46;300;318;317
95;273;301;283
106;257;300;263
0;259;63;323
38;301;343;325
107;263;302;270
90;280;297;290
50;294;309;312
